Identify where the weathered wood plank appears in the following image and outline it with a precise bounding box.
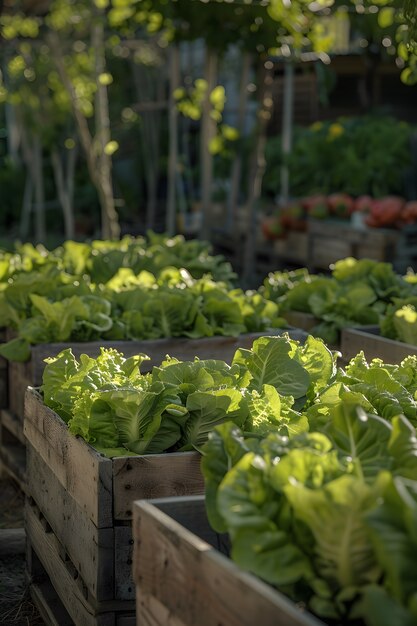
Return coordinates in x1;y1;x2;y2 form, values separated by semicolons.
8;359;33;421
133;497;323;626
281;311;318;333
30;581;74;626
0;425;26;492
1;409;25;444
25;501;117;626
112;452;204;521
24;388;113;528
114;527;134;601
340;327;417;364
27;443;114;602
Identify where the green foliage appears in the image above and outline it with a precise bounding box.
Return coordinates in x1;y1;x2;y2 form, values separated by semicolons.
0;236;289;359
201;348;417;623
40;334;334;455
264;116;414;199
262;257;415;344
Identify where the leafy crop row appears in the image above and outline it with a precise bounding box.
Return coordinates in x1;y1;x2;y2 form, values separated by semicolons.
263;257;417;345
202;345;417;626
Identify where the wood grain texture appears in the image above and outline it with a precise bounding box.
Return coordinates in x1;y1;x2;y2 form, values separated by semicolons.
26;500;135;624
0;421;26;491
26;501;116;626
113;452;204;521
133;497;324;626
30;582;74;626
24;388;113;528
1;409;25;444
340;327;417;364
27;442;114;602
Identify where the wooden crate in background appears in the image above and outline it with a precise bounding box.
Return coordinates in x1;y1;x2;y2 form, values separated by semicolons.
341;326;417;364
307;220;400;271
24;388;205;626
133;495;323;626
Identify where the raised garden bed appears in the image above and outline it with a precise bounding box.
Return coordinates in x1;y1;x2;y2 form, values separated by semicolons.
4;330;297;492
133;495;323;626
24;387;206;626
340;326;417;364
307;219;400;270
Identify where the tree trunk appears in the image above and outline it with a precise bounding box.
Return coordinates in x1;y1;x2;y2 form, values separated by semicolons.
279;61;294;205
227;51;252;232
241;59;274;288
48;30;120;240
20;172;32;240
93;20;120;240
199;47;218;241
166;44;180;235
51;146;76;239
33;135;46;243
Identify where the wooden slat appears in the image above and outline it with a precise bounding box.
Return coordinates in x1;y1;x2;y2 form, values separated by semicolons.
281;311;318;333
340;327;417;364
112;453;204;521
0;423;26;491
1;409;25;444
133;497;323;626
307;219;401;271
30;581;74;626
26;501;117;626
27;443;114;602
24;388;113;528
8;359;33;421
114;527;135;601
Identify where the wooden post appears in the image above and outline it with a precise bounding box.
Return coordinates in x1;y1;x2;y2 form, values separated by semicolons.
166;44;180;235
241;59;274;288
227;51;252;233
279;60;294;206
199;47;218;241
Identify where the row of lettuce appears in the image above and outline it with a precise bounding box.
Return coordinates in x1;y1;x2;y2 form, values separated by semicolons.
263;257;417;346
1;237;417;360
41;334;417;626
0;235;284;361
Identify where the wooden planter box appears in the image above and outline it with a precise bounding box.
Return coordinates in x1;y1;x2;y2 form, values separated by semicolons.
24;388;205;626
273;231;309;266
2;329;307;491
341;326;417;364
307;220;400;271
133;495;323;626
281;311;318;333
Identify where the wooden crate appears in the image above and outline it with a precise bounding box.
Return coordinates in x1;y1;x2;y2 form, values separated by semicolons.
341;326;417;364
273;231;309;266
281;310;318;333
3;329;307;490
24;387;205;625
307;220;400;271
133;495;323;626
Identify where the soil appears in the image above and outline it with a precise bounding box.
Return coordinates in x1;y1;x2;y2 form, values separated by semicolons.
0;476;45;626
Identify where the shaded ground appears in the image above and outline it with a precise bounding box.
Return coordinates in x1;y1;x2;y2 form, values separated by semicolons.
0;476;45;625
0;553;44;625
